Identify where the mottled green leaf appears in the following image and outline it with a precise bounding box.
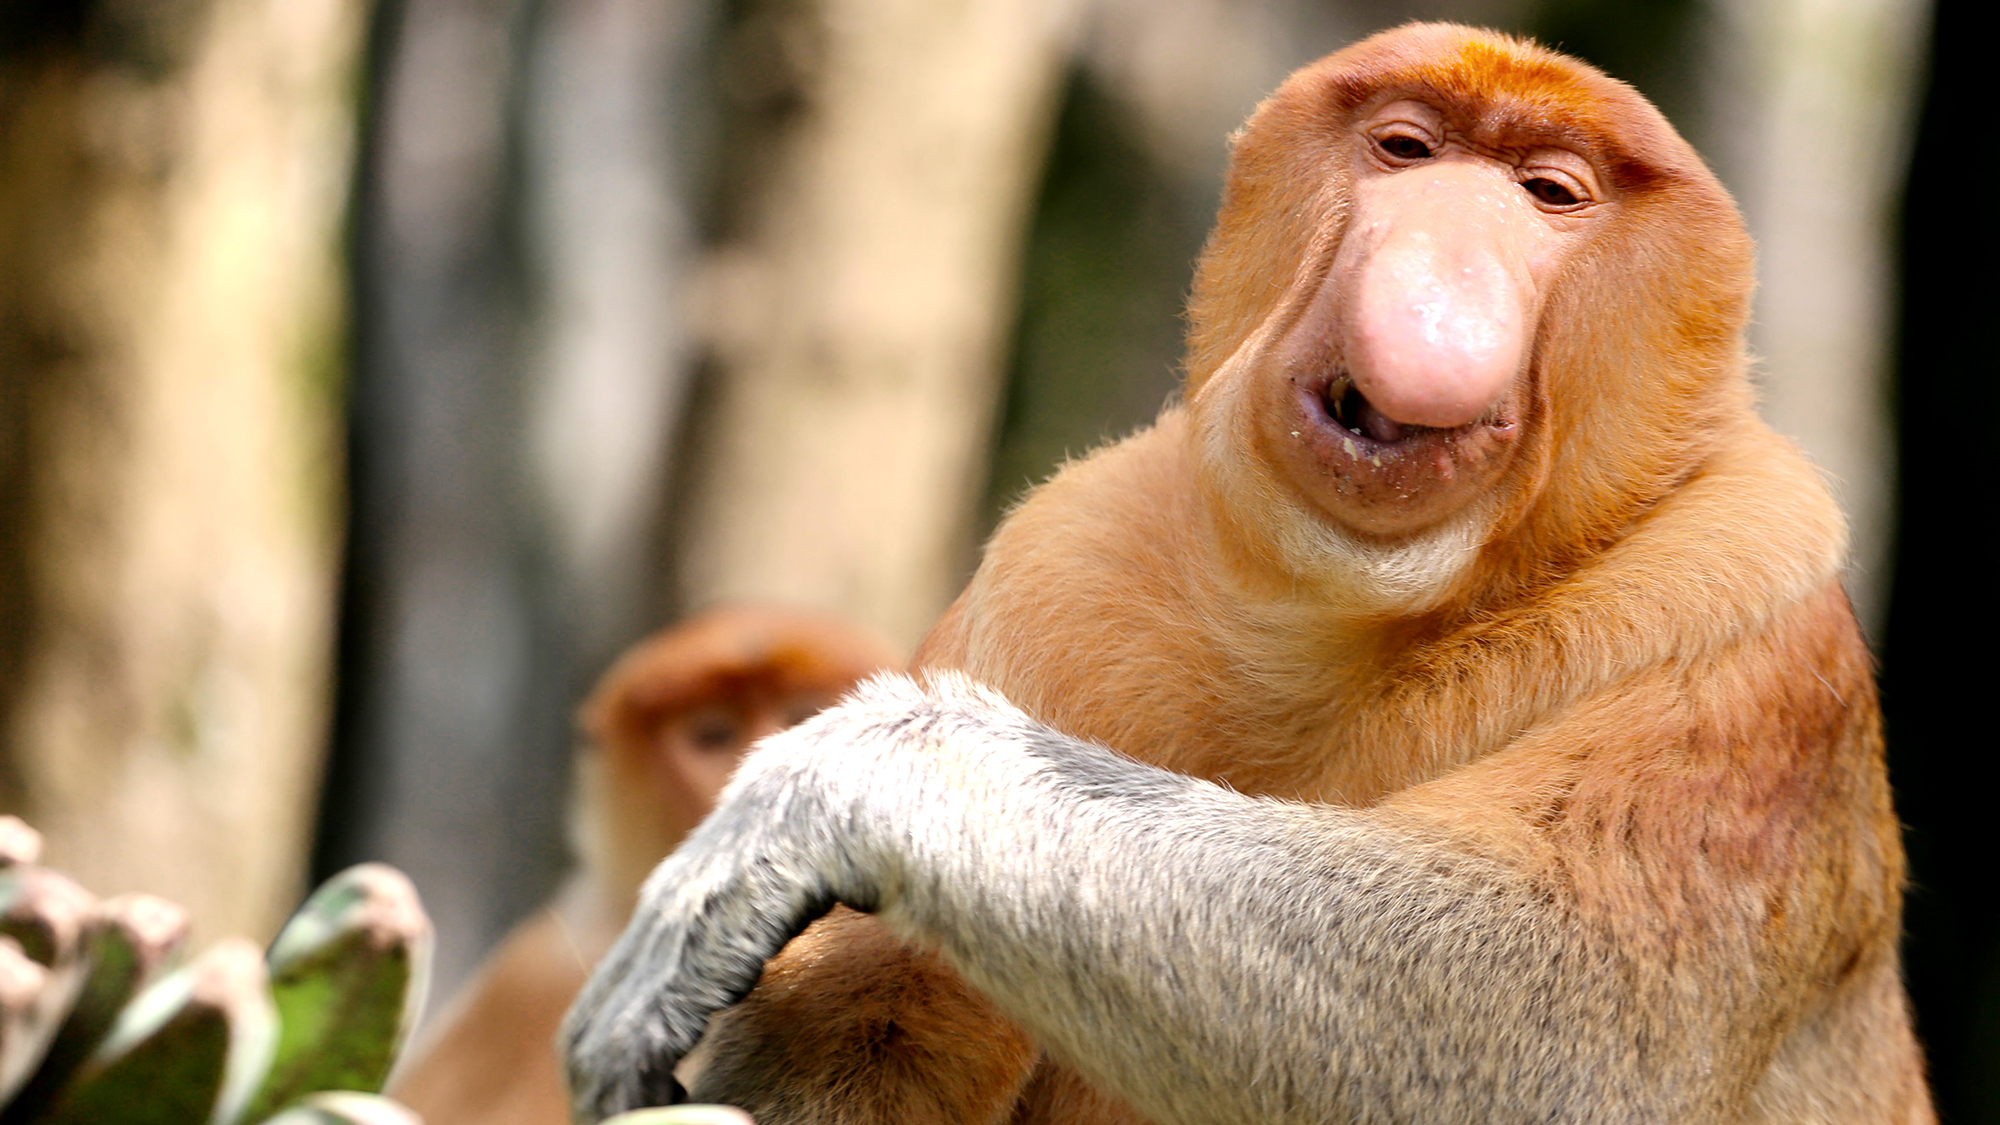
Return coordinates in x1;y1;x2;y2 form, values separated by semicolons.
0;868;95;1107
600;1108;756;1125
0;937;51;1101
36;938;277;1125
0;821;38;870
2;894;190;1122
0;868;94;970
239;865;431;1122
252;1090;423;1125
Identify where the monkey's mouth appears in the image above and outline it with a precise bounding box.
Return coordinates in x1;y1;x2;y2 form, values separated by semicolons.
1272;367;1522;536
1320;374;1429;445
1309;371;1520;450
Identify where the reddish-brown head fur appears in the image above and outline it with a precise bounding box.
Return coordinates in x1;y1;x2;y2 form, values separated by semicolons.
581;604;899;758
396;609;899;1125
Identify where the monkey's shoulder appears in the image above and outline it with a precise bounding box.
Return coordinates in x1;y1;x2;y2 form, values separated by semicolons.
972;410;1206;619
1453;420;1851;683
952;411;1251;748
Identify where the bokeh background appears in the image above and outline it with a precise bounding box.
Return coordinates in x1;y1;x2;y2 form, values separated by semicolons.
1;0;1990;1116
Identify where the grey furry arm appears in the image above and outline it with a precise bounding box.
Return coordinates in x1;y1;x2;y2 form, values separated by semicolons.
563;672;1658;1125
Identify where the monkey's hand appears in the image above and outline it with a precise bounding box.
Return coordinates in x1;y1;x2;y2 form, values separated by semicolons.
558;698;881;1119
559;667;1330;1124
562;672;1032;1121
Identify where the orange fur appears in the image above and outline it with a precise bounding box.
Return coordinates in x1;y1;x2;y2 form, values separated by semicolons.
682;24;1930;1124
392;606;897;1125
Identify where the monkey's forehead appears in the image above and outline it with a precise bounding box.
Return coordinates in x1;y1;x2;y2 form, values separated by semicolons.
1285;23;1694;190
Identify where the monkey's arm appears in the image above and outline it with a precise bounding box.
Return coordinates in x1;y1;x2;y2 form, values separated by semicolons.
563;672;1672;1125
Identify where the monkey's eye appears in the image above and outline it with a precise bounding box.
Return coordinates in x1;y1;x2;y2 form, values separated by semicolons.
1521;175;1585;208
1376;134;1433;161
690;718;743;750
673;705;748;752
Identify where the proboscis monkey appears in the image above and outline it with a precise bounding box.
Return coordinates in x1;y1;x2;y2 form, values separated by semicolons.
564;25;1933;1125
390;606;897;1125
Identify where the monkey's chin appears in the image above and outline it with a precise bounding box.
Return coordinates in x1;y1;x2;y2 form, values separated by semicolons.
1271;368;1523;539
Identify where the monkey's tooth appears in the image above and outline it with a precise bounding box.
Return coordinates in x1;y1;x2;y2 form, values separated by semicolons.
1323;375;1360;434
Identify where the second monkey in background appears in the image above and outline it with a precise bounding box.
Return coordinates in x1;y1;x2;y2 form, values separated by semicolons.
392;605;898;1125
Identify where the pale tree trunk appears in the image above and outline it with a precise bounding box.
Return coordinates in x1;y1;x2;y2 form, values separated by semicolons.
0;0;366;941
673;0;1085;649
1716;0;1929;636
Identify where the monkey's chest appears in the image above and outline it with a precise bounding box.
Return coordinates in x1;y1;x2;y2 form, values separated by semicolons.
1026;666;1410;806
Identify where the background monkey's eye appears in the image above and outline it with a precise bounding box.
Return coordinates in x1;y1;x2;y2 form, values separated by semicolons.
1378;135;1432;160
1522;177;1581;207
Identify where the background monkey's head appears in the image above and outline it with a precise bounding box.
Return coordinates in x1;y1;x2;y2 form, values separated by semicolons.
575;605;900;914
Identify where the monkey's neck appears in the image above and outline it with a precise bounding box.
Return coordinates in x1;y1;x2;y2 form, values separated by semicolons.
954;412;1393;801
949;407;1846;809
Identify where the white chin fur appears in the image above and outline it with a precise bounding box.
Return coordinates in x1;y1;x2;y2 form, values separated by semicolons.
1294;510;1481;615
1193;388;1483;617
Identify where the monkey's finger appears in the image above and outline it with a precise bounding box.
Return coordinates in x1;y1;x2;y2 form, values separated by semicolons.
561;841;767;1119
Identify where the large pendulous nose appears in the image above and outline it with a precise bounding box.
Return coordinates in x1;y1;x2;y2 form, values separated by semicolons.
1340;164;1530;429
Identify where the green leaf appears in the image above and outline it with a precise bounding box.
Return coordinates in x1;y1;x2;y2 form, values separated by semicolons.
0;938;51;1101
0;867;94;970
0;820;39;869
1;894;190;1122
35;938;278;1125
0;868;96;1108
601;1108;756;1125
238;865;431;1122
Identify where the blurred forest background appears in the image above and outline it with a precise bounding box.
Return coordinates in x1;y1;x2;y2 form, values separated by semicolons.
1;0;1991;1117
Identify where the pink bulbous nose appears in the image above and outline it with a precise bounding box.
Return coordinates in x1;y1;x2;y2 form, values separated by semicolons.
1340;163;1532;429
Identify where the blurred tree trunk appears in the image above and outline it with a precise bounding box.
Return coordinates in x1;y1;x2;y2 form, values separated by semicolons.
1715;0;1928;637
315;0;1085;1006
0;0;366;940
316;0;715;1003
670;0;1085;649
